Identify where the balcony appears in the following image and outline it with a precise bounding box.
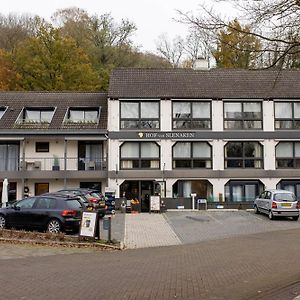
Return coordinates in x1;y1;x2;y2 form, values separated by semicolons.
21;157;107;171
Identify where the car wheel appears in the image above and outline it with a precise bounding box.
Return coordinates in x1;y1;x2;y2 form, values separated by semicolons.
293;216;299;221
254;205;260;214
268;211;274;220
0;215;6;229
47;219;62;233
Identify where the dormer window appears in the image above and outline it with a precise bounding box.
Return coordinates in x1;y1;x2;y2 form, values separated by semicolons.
0;107;7;119
66;107;100;123
21;107;55;124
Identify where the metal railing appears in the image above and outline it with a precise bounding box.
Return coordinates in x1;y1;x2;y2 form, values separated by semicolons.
15;157;107;171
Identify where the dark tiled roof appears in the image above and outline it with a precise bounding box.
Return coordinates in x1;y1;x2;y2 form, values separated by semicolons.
108;68;300;99
0;92;108;132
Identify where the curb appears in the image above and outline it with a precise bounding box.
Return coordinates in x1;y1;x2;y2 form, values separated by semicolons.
0;237;121;250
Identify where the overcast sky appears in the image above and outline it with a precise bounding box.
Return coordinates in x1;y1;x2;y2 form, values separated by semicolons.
1;0;235;53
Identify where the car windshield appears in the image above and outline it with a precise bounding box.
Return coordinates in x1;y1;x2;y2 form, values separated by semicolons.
66;199;83;209
90;192;102;199
274;193;296;202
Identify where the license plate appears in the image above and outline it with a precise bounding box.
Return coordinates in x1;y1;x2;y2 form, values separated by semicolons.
281;203;291;207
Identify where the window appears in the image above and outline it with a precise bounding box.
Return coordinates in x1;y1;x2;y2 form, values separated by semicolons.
172;101;211;129
0;143;19;171
0;107;7;119
276;142;300;168
277;180;300;200
35;198;56;209
224;102;262;129
35;183;49;195
66;107;100;123
22;107;55;123
120;142;160;169
225;142;263;168
120;101;159;129
15;197;36;209
225;180;263;202
275;102;300;129
36;142;49;153
172;142;212;168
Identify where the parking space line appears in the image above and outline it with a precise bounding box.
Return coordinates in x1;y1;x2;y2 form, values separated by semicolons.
205;211;223;224
240;210;264;221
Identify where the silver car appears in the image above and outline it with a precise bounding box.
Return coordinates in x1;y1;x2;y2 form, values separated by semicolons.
254;189;299;220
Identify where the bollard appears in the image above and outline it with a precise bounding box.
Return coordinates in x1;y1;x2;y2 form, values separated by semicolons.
103;216;112;242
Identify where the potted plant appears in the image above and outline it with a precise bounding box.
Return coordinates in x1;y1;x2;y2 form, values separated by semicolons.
52;155;60;171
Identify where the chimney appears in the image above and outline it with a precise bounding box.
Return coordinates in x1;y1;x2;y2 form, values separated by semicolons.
193;57;209;70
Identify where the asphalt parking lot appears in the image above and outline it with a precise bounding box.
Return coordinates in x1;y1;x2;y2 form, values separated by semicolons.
163;210;300;244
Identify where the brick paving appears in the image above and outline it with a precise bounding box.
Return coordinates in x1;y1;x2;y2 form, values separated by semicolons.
124;213;181;248
1;228;300;299
1;211;300;299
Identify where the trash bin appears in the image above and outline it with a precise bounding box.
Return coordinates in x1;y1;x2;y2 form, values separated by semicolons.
197;199;207;210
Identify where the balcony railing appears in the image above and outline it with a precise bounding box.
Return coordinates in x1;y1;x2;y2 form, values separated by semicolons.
17;157;107;171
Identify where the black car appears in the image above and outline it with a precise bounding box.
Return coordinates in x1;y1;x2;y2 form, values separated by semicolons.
57;188;106;217
0;195;83;233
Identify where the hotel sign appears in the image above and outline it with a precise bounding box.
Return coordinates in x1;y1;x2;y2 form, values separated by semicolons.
138;132;195;139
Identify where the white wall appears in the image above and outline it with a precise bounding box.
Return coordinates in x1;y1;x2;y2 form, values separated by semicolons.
108;100;119;131
161;100;171;131
263;100;274;131
212;100;223;131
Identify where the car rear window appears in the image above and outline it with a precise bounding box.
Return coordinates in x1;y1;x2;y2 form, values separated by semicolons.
66;199;83;209
274;193;296;202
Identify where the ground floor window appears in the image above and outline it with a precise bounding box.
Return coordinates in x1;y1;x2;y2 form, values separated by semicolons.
35;183;49;195
277;180;300;200
225;180;263;202
172;180;213;201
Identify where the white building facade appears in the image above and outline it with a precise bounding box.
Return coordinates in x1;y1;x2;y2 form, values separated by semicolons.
107;68;300;210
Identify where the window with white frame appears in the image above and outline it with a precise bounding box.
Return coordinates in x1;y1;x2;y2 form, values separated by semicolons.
66;107;100;123
224;102;262;129
22;107;55;123
120;142;160;169
172;101;211;129
225;142;263;168
172;142;212;168
120;101;160;129
275;102;300;129
276;142;300;168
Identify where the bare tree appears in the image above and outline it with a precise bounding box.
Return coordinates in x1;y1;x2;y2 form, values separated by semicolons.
156;34;185;67
177;0;300;69
0;13;41;52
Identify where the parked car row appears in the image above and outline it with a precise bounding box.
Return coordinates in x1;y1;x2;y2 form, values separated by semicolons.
0;188;107;233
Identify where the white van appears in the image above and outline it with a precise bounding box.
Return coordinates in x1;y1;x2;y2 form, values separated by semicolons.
254;189;299;220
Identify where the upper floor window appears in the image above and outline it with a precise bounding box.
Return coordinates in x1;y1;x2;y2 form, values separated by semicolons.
172;142;212;168
225;142;263;168
275;102;300;129
36;142;49;153
22;107;55;124
276;142;300;168
224;102;262;129
172;101;211;129
120;142;160;169
120;101;159;129
66;107;100;123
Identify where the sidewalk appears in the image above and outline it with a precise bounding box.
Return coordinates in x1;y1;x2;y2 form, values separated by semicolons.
124;213;181;248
